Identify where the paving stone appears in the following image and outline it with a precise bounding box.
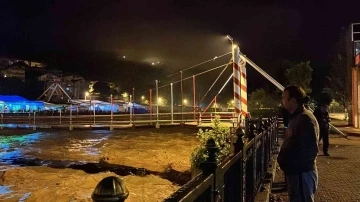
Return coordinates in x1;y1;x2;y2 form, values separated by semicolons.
272;135;360;201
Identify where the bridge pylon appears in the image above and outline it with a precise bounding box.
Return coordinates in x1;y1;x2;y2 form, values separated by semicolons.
233;46;247;127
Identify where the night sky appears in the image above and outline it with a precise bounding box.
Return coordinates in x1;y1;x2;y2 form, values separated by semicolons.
1;0;360;98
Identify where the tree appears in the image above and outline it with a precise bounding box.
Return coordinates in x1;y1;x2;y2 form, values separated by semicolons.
329;99;344;113
248;88;279;110
285;61;313;94
92;81;112;101
249;89;267;109
328;36;351;112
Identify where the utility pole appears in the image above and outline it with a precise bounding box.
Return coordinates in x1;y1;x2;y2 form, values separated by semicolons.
156;80;160;128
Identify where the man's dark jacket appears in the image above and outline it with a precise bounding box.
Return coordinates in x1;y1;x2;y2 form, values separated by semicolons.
313;104;330;129
277;107;319;174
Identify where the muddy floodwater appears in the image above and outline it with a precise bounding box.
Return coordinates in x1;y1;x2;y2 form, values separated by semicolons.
0;127;199;201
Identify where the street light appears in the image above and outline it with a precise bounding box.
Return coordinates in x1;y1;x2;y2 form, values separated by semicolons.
122;92;128;101
226;35;233;42
158;97;163;106
141;96;145;104
183;99;188;106
85;92;89;100
155;80;160;128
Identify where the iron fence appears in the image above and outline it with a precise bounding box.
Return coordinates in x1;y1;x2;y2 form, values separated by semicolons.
164;116;279;202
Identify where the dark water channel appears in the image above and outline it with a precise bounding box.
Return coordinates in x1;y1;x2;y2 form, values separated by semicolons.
0;130;190;186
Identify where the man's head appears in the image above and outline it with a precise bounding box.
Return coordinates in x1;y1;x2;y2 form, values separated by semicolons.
281;86;307;114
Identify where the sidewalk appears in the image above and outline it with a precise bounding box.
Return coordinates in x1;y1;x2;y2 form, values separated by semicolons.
271;116;360;201
330;118;360;138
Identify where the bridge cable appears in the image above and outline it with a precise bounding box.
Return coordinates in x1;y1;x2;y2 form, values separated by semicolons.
157;63;231;89
201;73;233;115
167;52;232;77
199;59;231;104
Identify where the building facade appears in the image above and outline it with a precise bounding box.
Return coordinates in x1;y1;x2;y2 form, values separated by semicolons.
349;23;360;127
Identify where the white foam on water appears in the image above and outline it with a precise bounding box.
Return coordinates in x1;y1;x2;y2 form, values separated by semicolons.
0;185;12;195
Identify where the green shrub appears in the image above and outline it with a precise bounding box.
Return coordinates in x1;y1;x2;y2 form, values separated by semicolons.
190;115;232;169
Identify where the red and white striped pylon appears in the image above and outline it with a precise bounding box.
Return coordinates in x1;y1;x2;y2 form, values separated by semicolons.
233;47;247;124
239;55;247;117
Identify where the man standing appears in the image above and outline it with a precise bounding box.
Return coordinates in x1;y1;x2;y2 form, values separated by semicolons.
314;104;330;156
314;93;331;156
277;86;319;202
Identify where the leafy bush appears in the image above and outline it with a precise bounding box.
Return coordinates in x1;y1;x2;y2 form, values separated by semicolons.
190;115;232;169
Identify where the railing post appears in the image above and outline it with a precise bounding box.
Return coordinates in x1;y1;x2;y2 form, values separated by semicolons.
245;122;257;201
245;118;249;138
267;118;273;154
200;138;219;201
33;112;36;130
69;105;73;131
248;120;257;140
260;120;266;181
265;119;271;163
0;113;3;129
272;116;280;154
110;94;114;130
234;127;245;154
199;112;202;126
257;118;263;134
274;116;279;147
200;139;219;174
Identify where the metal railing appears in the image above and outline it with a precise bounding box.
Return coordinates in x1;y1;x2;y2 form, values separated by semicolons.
0;112;237;126
164;116;279;202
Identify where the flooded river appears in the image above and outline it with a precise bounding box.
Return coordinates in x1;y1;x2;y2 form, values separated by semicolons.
0;128;198;201
0;130;111;170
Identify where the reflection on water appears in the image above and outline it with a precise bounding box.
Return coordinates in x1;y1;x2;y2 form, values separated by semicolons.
64;130;111;156
0;133;42;164
66;137;108;156
0;130;114;168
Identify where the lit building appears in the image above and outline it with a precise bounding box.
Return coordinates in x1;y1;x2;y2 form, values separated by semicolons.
0;95;44;113
0;57;48;82
0;62;26;81
0;57;46;69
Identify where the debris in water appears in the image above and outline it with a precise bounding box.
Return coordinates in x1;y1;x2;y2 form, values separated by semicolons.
19;192;31;202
